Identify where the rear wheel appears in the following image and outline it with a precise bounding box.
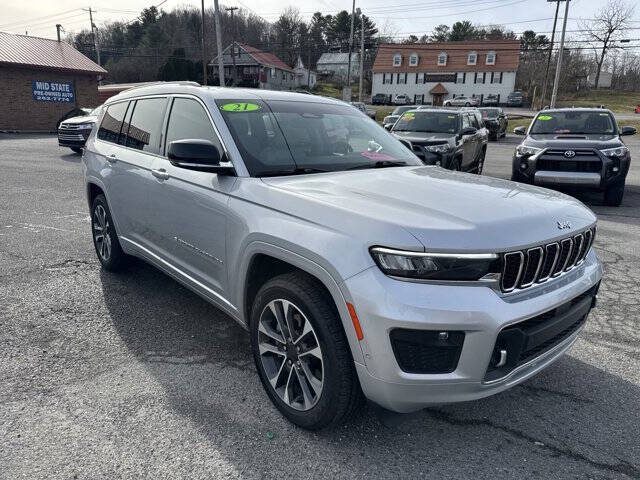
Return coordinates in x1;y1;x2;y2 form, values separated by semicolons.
250;272;363;430
465;102;470;107
91;194;130;271
603;180;625;206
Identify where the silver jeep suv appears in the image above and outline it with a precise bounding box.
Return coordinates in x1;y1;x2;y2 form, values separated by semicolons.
83;84;602;430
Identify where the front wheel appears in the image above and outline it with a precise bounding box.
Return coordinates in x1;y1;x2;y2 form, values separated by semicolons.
250;272;363;430
603;180;625;206
477;149;486;174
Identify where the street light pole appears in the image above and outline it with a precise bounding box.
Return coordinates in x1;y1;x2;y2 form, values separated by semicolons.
213;0;225;87
540;0;560;109
358;11;365;103
201;0;207;85
225;6;239;86
550;0;570;108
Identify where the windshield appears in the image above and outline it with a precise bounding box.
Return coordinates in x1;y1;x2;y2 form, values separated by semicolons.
392;111;459;134
392;106;414;115
216;99;420;176
530;111;616;135
480;108;500;119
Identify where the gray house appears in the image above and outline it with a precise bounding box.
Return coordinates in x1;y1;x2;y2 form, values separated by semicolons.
316;52;360;80
209;42;296;90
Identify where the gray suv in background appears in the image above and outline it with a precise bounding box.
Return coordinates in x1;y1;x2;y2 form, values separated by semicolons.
83;84;602;430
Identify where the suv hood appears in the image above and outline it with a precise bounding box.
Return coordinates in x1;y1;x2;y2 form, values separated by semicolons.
262;166;596;252
61;115;97;125
525;133;622;149
393;131;456;144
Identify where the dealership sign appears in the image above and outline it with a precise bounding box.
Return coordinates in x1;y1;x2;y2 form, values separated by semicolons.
32;81;75;103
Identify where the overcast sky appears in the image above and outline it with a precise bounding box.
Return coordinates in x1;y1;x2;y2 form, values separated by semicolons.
2;0;639;43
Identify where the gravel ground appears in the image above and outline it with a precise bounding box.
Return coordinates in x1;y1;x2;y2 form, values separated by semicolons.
1;133;639;480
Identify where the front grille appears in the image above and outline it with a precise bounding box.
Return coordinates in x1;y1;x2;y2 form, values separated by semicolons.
59;124;82;130
537;149;602;173
500;227;595;292
390;329;465;374
485;284;598;382
58;133;85;141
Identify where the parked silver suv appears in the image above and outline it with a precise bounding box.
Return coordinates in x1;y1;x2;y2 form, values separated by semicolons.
83;84;602;430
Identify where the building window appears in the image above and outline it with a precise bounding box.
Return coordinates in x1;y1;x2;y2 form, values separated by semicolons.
409;53;419;66
393;54;402;67
456;72;466;84
437;52;447;66
414;94;424;104
425;73;457;83
416;73;425;84
491;72;503;84
397;72;408;84
467;51;477;65
486;51;496;65
383;73;393;84
474;72;486;84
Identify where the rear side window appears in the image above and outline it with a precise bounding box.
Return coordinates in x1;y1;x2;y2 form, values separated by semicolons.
164;98;223;154
122;98;167;154
97;102;128;143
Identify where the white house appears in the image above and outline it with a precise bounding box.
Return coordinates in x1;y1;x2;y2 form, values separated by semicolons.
293;56;317;89
316;52;360;80
371;40;521;106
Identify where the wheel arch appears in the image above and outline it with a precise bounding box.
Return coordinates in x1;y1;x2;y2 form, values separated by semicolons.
237;242;366;365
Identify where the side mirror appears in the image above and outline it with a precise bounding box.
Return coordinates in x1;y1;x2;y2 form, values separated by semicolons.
384;123;393;131
513;126;526;135
461;127;477;136
620;126;637;136
167;139;234;174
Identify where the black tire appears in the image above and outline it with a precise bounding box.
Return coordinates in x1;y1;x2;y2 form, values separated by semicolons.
451;157;462;171
603;180;625;207
489;132;497;141
465;102;470;107
476;149;486;175
70;147;82;153
91;194;130;271
250;272;364;430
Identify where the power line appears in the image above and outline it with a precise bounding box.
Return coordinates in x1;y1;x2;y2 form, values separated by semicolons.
0;8;81;29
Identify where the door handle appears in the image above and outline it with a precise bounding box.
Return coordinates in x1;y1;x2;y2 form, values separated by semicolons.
152;168;170;180
107;154;117;163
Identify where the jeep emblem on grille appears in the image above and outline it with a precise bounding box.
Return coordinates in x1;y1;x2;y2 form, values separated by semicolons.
564;150;576;158
557;221;572;230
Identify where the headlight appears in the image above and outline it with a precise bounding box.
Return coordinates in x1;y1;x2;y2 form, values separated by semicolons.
600;146;628;157
77;123;95;129
425;144;452;153
516;145;542;156
370;247;499;281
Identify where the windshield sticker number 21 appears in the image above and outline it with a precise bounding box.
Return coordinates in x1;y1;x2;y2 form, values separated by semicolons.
220;102;261;112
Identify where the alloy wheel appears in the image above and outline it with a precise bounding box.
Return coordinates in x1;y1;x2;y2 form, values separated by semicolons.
257;299;324;411
93;204;112;262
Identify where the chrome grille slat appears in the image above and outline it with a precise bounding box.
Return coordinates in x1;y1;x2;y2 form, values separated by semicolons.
500;227;595;293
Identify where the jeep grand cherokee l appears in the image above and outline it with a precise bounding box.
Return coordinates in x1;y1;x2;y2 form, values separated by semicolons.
512;108;636;206
83;84;602;430
391;108;487;173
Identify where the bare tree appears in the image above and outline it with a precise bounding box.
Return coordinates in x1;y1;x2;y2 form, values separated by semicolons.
580;0;635;88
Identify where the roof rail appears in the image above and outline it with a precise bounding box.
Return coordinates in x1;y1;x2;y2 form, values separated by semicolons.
122;80;201;92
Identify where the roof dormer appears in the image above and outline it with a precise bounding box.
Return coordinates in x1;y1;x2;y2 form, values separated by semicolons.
467;51;477;65
485;50;496;65
409;53;419;66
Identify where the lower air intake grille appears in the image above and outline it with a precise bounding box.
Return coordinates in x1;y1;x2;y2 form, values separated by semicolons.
390;329;465;374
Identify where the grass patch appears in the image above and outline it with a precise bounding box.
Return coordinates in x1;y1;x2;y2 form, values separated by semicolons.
374;106;395;122
556;91;640;113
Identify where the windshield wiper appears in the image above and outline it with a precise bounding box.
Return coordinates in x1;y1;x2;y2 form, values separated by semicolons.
258;166;331;177
346;160;408;170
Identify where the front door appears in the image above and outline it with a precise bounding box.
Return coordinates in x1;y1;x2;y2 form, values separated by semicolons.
432;93;444;106
148;96;232;303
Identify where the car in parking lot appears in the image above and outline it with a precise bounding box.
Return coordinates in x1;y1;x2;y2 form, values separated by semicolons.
58;105;103;153
512;108;636;206
507;90;524;107
393;94;411;105
482;94;499;106
383;105;419;130
443;96;479;107
479;107;508;140
350;101;376;119
372;93;390;105
390;107;487;172
83;84;602;430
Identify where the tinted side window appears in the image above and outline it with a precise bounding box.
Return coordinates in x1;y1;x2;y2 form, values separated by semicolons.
164;98;222;153
124;98;167;154
462;114;471;129
97;102;128;143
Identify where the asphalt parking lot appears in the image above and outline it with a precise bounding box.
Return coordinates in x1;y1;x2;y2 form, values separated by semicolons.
1;133;639;479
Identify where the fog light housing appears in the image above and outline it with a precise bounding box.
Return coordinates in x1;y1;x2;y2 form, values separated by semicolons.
520;162;528;170
612;166;619;172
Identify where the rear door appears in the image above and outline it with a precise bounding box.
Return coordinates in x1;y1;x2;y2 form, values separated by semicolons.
147;96;234;301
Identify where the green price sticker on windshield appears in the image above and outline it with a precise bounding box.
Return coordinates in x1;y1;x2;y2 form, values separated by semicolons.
538;115;553;121
403;112;415;120
220;102;261;112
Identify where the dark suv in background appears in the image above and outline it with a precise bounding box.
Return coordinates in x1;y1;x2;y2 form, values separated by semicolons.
512;108;636;206
391;108;487;173
479;107;508;140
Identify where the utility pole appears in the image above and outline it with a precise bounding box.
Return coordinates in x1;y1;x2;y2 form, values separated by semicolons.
346;0;356;89
56;24;63;42
540;0;560;109
550;0;570;108
214;0;225;86
225;6;238;86
358;10;365;103
201;0;207;85
84;8;101;67
307;48;312;89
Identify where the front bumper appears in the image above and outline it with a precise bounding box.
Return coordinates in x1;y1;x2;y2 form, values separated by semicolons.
343;250;602;413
